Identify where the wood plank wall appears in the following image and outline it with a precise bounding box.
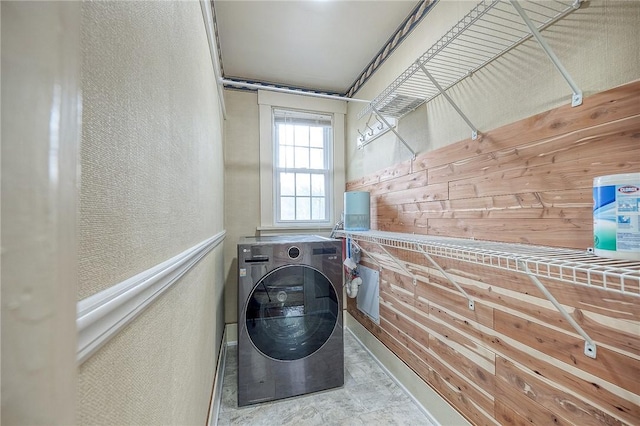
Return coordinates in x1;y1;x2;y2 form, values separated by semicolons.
346;81;640;425
347;81;640;250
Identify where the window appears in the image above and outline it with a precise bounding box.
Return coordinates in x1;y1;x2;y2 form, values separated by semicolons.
274;109;332;224
258;90;345;231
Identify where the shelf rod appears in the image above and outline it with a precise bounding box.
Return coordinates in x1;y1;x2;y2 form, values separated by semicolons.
374;242;417;286
219;78;370;103
518;260;597;359
509;0;583;106
417;245;475;310
371;106;417;159
417;63;479;140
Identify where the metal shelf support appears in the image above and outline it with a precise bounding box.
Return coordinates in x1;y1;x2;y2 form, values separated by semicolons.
509;0;583;107
374;242;417;285
418;63;479;140
417;245;475;310
518;260;597;358
351;240;383;272
371;106;417;159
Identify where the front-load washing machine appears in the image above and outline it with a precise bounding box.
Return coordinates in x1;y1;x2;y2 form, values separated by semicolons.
237;235;343;406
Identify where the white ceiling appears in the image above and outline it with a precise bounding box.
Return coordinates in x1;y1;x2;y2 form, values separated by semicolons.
214;1;421;95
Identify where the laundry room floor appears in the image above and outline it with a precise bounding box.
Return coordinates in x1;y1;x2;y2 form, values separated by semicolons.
216;330;436;426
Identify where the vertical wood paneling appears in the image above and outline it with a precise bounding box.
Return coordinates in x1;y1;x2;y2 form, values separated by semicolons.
346;82;640;425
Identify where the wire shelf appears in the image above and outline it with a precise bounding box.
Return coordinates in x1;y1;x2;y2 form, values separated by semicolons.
358;0;581;119
337;230;640;297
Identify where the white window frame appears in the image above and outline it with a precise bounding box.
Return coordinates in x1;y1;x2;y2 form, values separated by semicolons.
258;90;346;232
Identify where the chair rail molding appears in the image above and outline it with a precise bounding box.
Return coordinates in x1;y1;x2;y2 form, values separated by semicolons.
76;230;226;363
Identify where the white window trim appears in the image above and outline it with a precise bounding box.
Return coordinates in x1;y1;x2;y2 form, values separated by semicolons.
258;90;346;231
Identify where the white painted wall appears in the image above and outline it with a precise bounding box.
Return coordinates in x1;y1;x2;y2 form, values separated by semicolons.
223;89;261;325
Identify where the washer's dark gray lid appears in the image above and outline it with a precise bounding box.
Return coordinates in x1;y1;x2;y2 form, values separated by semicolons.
238;235;337;245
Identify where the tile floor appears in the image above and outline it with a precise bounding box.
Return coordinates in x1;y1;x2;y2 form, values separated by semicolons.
216;331;435;426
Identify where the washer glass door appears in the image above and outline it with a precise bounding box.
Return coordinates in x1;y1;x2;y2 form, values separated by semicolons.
245;264;339;361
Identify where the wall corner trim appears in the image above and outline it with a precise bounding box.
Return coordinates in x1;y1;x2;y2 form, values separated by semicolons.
200;0;227;119
76;230;226;364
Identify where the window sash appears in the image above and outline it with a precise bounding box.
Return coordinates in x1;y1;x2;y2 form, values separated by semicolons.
273;108;332;224
275;170;330;222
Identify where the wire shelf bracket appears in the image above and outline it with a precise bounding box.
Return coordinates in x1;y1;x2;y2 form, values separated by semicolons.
509;0;583;106
418;62;479;140
417;245;475;310
374;241;418;286
372;107;417;159
518;260;596;358
351;240;383;272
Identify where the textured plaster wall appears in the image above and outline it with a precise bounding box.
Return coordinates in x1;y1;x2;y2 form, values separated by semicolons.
77;2;225;424
80;1;223;300
223;89;261;325
346;0;640;180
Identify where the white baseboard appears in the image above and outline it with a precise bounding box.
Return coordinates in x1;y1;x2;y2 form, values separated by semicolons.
208;328;227;426
345;312;470;426
225;323;238;346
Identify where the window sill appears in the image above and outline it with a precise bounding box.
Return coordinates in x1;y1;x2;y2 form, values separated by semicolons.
257;225;334;232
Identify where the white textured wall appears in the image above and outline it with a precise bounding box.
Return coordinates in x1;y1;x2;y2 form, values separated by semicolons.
80;1;223;300
346;0;640;180
223;89;261;325
78;1;225;424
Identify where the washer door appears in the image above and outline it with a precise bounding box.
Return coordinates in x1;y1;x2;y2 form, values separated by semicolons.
245;264;339;361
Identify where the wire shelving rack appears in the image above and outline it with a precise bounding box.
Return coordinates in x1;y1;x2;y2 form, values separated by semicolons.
358;0;582;121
